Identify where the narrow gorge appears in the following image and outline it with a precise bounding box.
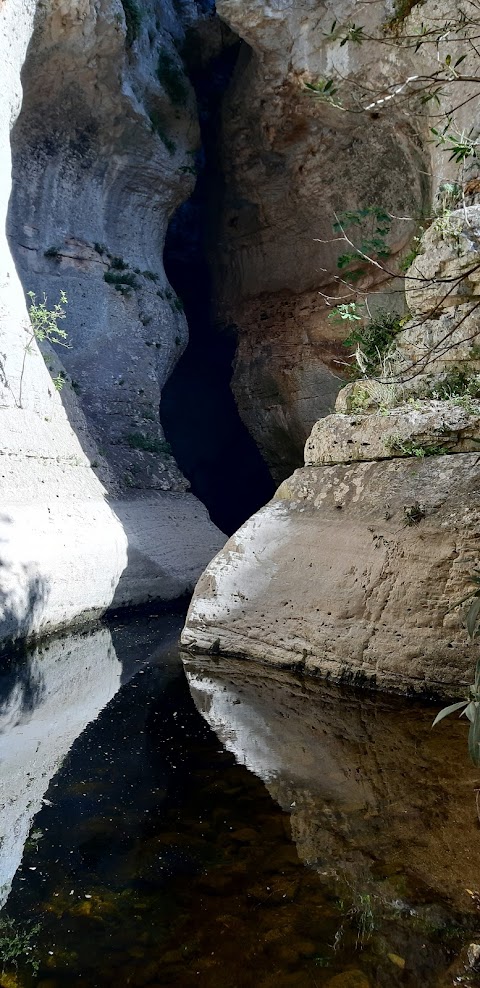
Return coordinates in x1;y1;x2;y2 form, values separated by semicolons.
2;0;480;698
3;2;480;985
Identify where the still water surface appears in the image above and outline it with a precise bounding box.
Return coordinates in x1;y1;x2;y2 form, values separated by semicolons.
1;613;480;988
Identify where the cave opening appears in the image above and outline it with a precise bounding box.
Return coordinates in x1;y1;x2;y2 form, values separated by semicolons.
161;30;275;537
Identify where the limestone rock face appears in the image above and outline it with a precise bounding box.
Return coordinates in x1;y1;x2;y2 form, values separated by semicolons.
183;201;480;695
182;453;480;696
8;0;198;495
212;0;429;480
0;0;224;647
0;0;126;645
334;206;480;417
305;400;480;466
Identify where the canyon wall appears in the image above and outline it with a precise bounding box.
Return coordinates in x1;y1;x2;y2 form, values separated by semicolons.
182;204;480;697
210;0;431;480
0;0;224;648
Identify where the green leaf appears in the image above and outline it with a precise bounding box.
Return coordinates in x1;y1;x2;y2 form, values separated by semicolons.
461;701;476;722
337;253;357;269
466;594;480;639
468;704;480;766
432;700;469;727
475;657;480;694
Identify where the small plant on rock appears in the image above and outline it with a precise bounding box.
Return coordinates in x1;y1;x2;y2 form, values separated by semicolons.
433;575;480;777
44;245;62;260
385;435;449;458
148;110;177;154
111;256;127;271
0;916;41;976
1;290;71;407
340;311;404;378
403;501;425;526
120;0;141;46
126;432;172;455
157;51;188;106
27;290;69;347
104;270;138;294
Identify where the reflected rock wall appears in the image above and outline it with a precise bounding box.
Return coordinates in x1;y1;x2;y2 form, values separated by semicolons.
0;627;121;908
185;656;480;913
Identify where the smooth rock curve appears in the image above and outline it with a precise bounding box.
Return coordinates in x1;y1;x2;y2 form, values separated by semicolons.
182;453;480;696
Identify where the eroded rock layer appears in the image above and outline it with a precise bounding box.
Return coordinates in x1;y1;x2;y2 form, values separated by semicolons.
182;454;479;696
0;0;224;647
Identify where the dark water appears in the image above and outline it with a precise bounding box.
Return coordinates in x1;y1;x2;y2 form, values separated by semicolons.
1;615;480;988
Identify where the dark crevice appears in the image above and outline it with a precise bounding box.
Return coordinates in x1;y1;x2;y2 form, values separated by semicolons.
161;31;275;536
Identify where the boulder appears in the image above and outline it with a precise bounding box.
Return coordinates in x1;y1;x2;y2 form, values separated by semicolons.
182;453;480;696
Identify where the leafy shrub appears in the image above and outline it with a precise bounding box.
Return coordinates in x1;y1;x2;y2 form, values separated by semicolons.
433;577;480;768
111;256;127;271
28;290;68;346
0;916;41;975
399;233;424;271
303;78;341;107
333;206;392;282
104;271;137;293
126;432;172;455
342;312;403;377
157;51;188;106
120;0;141;46
148;110;176;155
428;367;480;401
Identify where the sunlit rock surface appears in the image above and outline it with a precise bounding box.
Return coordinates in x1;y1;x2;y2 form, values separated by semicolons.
0;0;128;645
0;0;224;646
182;452;480;695
305;400;480;465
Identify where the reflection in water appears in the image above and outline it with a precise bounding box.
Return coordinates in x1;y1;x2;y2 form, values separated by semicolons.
184;657;480;922
0;628;121;908
0;613;182;912
2;623;480;987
